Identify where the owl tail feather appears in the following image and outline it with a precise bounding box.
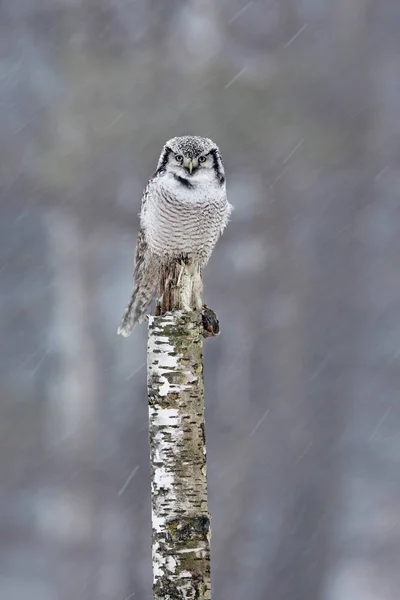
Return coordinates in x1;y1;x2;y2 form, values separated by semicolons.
117;258;158;337
117;286;155;337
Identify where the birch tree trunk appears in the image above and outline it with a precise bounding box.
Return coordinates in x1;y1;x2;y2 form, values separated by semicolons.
147;308;211;600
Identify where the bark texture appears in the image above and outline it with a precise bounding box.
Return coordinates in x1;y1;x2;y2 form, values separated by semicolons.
148;311;211;600
156;259;203;316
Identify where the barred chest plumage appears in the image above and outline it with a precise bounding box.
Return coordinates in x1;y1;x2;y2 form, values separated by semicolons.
142;174;229;264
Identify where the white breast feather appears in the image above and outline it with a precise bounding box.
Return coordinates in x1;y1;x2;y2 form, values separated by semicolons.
142;171;231;263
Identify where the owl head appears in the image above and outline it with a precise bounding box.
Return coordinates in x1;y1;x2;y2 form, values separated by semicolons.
156;136;225;185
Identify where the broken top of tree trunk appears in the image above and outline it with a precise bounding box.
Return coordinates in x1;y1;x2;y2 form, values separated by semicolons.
156;259;220;339
148;311;211;600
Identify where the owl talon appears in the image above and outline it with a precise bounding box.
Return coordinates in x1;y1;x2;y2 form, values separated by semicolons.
201;304;220;339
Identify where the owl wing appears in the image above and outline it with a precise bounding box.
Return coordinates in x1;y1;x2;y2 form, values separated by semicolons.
132;227;147;280
132;179;151;277
117;182;159;337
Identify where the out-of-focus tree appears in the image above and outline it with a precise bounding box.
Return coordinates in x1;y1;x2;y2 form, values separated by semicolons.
1;0;400;598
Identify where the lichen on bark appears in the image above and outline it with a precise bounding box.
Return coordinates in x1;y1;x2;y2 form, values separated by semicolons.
148;311;211;600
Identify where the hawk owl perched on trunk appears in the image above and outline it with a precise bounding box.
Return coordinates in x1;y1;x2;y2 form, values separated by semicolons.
117;135;232;337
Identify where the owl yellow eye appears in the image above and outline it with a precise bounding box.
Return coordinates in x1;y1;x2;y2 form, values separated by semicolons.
198;156;206;163
175;154;184;163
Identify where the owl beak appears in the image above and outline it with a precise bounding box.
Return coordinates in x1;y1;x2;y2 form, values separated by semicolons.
188;160;193;174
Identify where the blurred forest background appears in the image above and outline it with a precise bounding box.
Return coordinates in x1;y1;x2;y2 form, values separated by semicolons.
1;0;400;598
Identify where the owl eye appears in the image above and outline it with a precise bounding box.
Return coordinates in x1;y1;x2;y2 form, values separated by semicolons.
198;156;206;163
175;154;184;163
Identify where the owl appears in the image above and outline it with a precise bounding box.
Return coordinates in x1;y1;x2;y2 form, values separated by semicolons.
117;135;232;337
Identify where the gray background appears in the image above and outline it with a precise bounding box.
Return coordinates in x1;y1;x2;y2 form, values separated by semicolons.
1;1;400;598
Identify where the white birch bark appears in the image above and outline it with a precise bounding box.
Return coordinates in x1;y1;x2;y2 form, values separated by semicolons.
148;311;211;600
